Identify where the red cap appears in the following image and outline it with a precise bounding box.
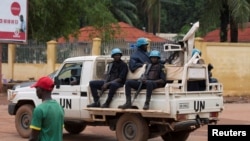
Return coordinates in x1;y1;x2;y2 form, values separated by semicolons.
31;76;54;91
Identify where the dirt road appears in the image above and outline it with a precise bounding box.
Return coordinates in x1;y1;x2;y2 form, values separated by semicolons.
1;93;250;141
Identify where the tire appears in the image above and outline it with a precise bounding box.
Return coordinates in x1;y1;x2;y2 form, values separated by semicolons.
116;113;149;141
15;104;34;138
64;122;86;134
161;130;190;141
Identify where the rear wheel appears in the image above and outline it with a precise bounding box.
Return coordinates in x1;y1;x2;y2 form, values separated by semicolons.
161;130;190;141
116;113;149;141
64;121;86;134
15;104;34;138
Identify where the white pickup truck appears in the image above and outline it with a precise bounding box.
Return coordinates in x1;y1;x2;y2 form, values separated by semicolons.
7;43;224;141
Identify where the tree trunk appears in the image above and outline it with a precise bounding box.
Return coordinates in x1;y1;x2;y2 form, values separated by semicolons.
230;16;238;42
147;13;153;33
220;4;229;42
147;1;161;35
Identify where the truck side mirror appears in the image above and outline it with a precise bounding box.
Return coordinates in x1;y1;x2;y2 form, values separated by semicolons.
54;76;60;89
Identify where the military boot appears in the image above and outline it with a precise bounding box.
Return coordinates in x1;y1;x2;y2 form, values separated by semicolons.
87;96;100;108
87;102;100;108
101;97;112;108
143;101;150;110
118;101;132;109
143;96;151;110
118;95;132;109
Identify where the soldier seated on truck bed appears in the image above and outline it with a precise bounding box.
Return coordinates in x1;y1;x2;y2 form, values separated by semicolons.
87;48;128;108
129;37;151;72
118;50;167;110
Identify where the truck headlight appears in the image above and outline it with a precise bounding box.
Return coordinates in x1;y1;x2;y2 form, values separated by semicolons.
7;90;17;101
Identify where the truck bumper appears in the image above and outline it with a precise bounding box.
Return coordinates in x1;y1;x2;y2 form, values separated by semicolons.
173;117;210;132
8;103;16;115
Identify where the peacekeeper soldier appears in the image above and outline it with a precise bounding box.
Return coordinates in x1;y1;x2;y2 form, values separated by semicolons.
129;37;151;72
87;48;128;108
118;50;167;110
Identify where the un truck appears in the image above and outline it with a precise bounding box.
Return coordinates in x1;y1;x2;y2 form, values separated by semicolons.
7;22;224;141
7;47;224;141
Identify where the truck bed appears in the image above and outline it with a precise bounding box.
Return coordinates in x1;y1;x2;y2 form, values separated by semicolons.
85;82;224;120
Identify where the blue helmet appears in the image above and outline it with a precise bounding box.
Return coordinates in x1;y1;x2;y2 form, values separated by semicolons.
149;50;161;59
192;48;201;56
111;48;122;57
136;37;148;47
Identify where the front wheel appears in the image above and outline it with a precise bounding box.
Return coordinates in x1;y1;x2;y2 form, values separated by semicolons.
116;113;149;141
15;104;34;138
64;121;86;134
161;130;190;141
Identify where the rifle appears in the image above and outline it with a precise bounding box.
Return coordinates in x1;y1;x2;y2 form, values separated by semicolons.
99;63;113;97
132;63;152;104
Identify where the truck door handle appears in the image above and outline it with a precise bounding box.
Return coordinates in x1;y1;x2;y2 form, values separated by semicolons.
72;93;77;95
52;93;59;95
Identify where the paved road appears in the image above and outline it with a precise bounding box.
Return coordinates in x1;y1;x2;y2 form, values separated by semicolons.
1;93;250;141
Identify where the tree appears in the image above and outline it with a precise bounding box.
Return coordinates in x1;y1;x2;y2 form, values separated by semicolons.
28;0;118;42
109;0;138;26
162;0;204;35
201;0;250;42
228;0;250;42
82;0;118;42
141;0;161;34
139;0;180;35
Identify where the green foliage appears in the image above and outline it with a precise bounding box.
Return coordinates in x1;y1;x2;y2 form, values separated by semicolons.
83;0;118;41
27;0;250;43
162;0;204;34
160;7;168;33
109;0;138;25
228;0;250;28
28;0;118;42
131;0;177;34
28;0;82;41
200;0;250;41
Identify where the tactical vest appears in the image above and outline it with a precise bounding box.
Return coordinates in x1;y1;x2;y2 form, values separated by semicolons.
108;62;122;81
147;64;161;80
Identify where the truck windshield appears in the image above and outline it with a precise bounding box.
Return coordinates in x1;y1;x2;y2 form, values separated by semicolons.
95;61;110;80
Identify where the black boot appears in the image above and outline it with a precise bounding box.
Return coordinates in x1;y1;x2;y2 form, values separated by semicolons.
118;101;132;109
87;102;100;107
143;96;151;110
87;96;100;108
101;97;112;108
143;101;150;110
118;95;131;109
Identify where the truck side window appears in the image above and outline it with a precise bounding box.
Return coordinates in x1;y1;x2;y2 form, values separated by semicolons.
57;63;82;85
95;62;106;80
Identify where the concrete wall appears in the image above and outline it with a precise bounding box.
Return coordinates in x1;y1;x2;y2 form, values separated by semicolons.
3;63;61;81
2;38;101;82
2;38;250;96
195;39;250;96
